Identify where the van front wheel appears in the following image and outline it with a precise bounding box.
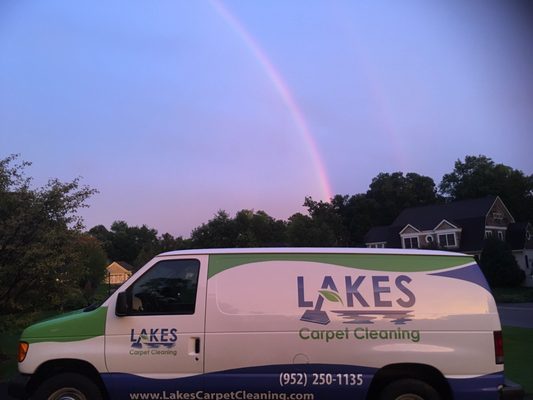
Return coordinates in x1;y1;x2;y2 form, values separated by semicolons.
379;378;441;400
32;372;103;400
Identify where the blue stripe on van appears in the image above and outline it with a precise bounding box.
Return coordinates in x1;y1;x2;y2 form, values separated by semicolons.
101;364;502;400
448;372;504;400
429;263;491;292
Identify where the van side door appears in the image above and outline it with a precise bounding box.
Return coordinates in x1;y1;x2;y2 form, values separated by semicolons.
104;255;208;398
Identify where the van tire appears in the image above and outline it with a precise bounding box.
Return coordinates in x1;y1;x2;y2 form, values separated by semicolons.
379;378;441;400
32;372;103;400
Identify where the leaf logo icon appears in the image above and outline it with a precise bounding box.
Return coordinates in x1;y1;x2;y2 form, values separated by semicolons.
319;290;344;305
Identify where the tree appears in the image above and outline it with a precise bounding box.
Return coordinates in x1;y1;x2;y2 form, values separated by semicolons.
286;213;335;246
479;237;525;287
300;197;348;246
190;209;287;248
89;221;159;268
190;210;237;248
233;210;287;246
440;155;533;222
330;194;380;246
73;234;107;295
367;172;441;225
0;155;97;313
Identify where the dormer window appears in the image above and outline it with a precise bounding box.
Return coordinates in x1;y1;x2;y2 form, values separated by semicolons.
497;231;505;241
485;230;493;239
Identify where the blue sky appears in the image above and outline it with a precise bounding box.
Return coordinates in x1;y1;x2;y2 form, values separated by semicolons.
1;0;532;236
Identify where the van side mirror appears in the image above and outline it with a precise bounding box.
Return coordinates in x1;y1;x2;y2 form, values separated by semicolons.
115;292;128;316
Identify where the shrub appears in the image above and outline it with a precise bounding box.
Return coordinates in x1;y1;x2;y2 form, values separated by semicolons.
480;237;525;287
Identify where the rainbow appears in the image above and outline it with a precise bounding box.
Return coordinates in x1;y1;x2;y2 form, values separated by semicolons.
211;0;334;201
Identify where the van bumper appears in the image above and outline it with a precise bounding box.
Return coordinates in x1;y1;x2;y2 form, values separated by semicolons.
500;379;524;400
7;373;31;400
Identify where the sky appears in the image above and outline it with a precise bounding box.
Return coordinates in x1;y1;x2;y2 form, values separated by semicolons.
1;0;532;237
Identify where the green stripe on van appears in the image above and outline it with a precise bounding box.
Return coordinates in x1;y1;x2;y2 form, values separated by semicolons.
21;306;107;344
208;253;473;278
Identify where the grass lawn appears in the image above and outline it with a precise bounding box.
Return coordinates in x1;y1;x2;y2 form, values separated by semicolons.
503;326;533;395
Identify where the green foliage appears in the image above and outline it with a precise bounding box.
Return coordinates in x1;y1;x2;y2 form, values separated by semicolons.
502;327;533;395
190;209;287;248
73;235;107;300
300;172;440;247
480;238;525;287
0;155;97;314
319;290;344;304
286;212;337;246
89;221;190;268
367;172;442;225
440;155;533;222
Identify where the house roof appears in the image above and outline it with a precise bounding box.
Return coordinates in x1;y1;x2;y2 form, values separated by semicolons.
364;225;403;248
364;196;502;251
391;196;497;230
364;226;391;243
106;261;135;272
116;261;135;271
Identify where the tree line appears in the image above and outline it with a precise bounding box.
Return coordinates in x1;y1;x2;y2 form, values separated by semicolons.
1;154;532;314
90;155;533;266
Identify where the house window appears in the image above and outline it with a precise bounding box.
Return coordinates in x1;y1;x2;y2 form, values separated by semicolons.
438;233;456;247
497;231;505;241
404;237;419;249
485;230;493;238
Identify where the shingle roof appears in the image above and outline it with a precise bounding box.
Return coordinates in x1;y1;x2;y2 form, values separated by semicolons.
364;196;500;250
391;196;497;230
116;261;135;272
364;226;390;243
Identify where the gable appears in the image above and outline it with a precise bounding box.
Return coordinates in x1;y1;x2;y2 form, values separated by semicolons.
106;262;131;275
434;219;460;231
399;224;420;235
486;197;515;226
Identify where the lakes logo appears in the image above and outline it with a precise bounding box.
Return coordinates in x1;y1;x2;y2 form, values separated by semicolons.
297;275;416;325
130;328;178;349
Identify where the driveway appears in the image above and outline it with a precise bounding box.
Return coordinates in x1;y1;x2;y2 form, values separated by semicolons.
498;303;533;329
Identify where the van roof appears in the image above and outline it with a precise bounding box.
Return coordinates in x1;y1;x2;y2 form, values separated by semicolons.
157;247;469;258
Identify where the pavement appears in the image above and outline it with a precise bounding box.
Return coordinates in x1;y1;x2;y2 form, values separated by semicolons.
498;302;533;329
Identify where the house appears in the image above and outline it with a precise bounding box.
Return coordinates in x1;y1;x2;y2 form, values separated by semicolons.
105;261;135;285
364;196;533;286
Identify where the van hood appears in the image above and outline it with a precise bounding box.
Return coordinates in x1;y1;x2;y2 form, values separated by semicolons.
21;307;107;344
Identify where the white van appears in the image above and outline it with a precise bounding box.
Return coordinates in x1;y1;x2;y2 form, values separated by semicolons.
9;248;522;400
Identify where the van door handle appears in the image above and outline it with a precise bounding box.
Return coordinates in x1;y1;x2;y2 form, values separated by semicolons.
194;337;200;354
188;337;201;356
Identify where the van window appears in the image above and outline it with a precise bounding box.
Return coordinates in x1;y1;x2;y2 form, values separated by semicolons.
129;259;200;315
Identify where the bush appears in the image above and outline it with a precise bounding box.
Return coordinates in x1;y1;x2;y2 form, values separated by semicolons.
480;238;525;287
